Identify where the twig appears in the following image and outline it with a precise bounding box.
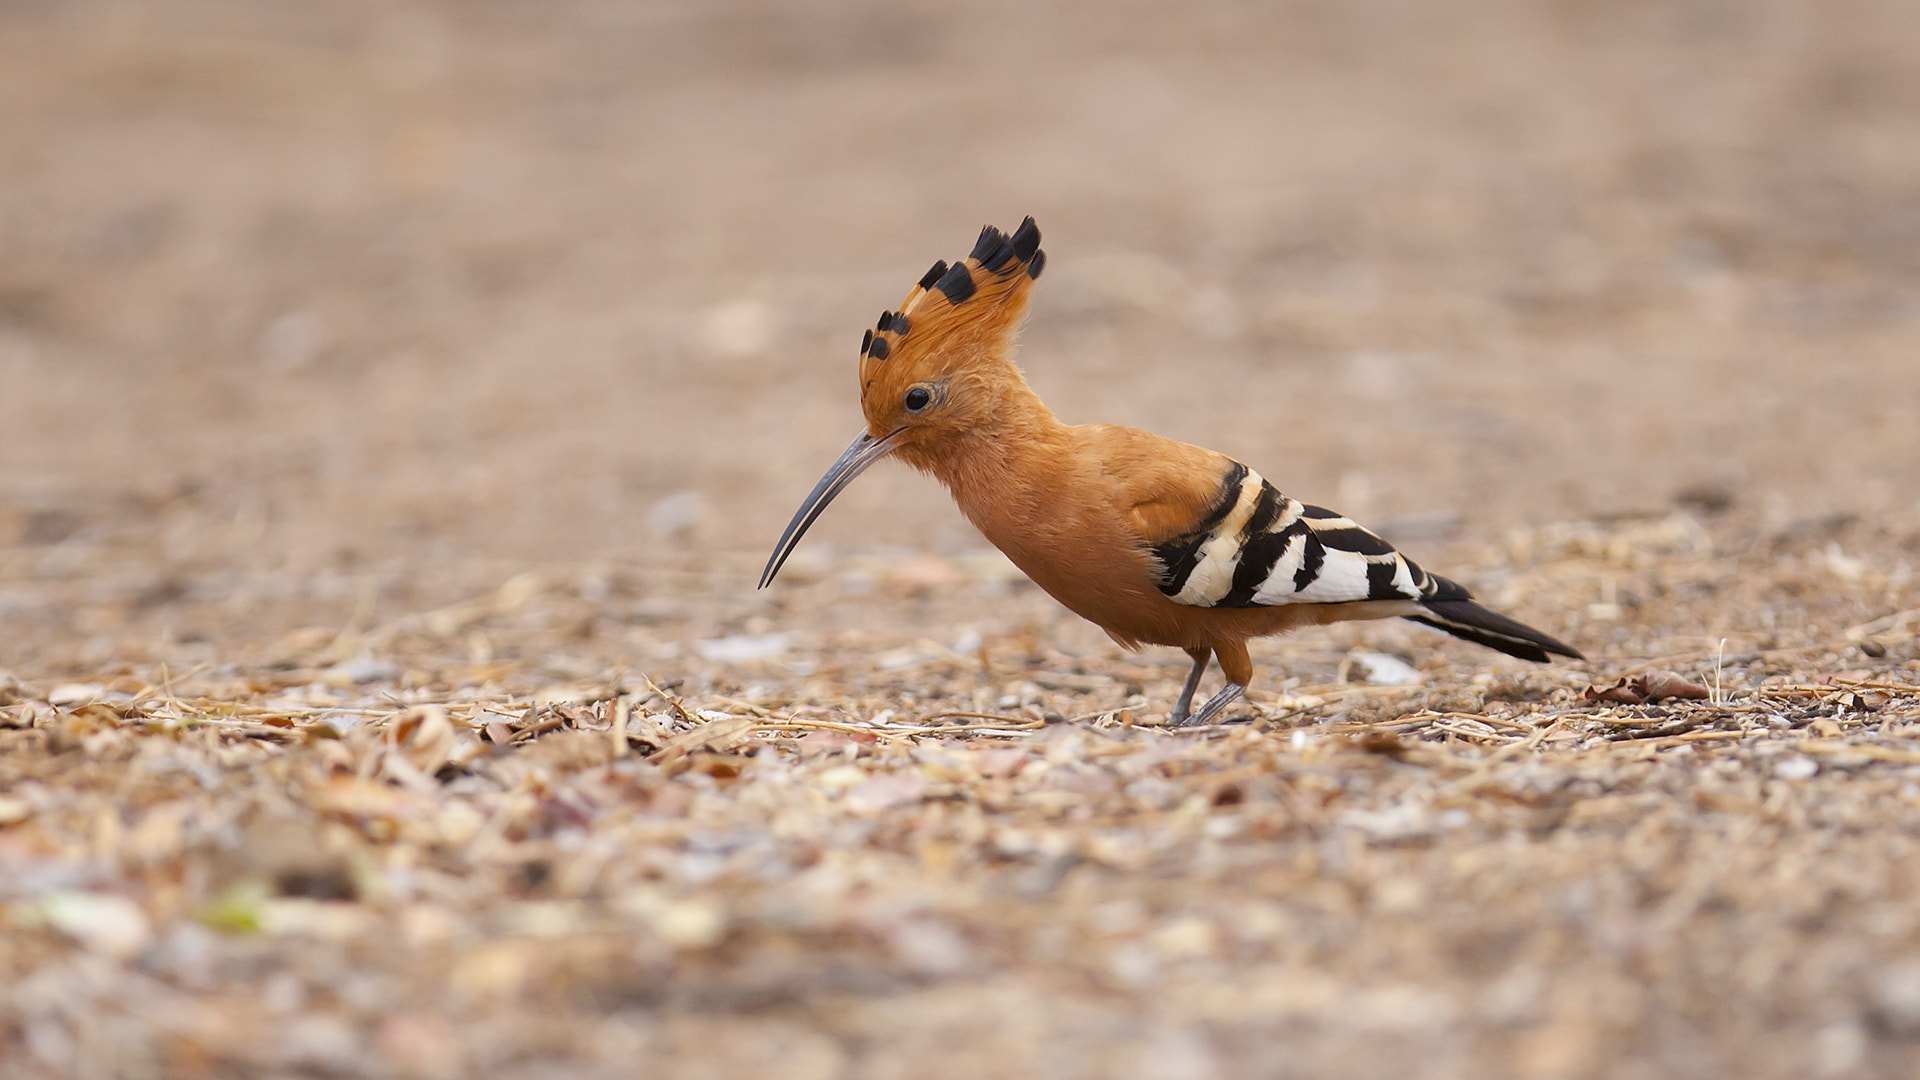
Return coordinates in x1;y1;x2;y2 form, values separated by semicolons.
1761;681;1916;696
606;696;630;758
1421;710;1537;732
1430;720;1515;742
740;719;915;745
514;707;567;742
642;672;697;727
919;712;1048;729
1605;715;1707;741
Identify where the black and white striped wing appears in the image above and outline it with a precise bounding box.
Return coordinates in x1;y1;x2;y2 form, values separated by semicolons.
1149;465;1459;609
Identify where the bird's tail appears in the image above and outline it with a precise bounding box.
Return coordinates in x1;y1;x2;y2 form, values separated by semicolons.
1404;592;1583;664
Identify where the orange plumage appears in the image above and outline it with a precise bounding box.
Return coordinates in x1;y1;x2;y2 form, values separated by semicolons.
763;218;1581;725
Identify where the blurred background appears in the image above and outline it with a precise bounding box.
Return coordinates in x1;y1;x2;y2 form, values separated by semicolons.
2;0;1918;642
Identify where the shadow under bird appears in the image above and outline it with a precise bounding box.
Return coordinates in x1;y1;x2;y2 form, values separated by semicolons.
761;218;1582;725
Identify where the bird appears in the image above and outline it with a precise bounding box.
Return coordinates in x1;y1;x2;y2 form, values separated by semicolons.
760;218;1582;726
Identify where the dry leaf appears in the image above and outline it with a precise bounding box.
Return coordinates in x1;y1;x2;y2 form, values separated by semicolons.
386;705;456;777
648;715;754;765
1636;671;1711;702
1584;671;1712;705
843;770;930;812
47;683;105;706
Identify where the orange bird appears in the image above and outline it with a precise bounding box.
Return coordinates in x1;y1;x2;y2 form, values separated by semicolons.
761;218;1581;725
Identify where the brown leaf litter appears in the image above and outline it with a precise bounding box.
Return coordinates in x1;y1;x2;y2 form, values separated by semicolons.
5;513;1920;1078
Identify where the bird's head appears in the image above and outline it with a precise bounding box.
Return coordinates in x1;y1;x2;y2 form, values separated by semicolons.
854;216;1046;461
760;217;1046;587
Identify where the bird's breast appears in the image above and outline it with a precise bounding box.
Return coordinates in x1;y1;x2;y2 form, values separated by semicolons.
944;462;1189;649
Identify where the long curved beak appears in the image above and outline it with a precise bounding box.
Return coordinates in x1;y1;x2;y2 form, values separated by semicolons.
759;428;910;588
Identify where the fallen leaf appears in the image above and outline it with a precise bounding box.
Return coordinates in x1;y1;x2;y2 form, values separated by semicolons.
386;705;456;776
47;683;105;706
844;770;930;812
795;729;874;756
1584;671;1711;705
648;715;754;765
1583;679;1644;704
1636;671;1711;702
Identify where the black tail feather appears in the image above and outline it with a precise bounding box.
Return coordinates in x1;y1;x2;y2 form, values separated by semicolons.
1407;599;1583;664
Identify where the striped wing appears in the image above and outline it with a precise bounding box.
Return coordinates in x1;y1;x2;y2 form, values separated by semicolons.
1148;464;1463;609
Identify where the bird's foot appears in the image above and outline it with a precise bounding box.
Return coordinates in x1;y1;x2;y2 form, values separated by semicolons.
1168;683;1244;728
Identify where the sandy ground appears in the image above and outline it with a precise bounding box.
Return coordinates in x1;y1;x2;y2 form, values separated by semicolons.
4;0;1920;1076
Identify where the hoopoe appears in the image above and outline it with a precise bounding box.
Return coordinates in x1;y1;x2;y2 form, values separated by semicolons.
761;218;1582;726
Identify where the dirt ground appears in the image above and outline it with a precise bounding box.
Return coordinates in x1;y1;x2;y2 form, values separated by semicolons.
4;0;1920;1076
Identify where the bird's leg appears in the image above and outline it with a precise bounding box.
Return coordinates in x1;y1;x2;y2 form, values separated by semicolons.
1184;682;1246;726
1167;647;1212;726
1174;639;1252;727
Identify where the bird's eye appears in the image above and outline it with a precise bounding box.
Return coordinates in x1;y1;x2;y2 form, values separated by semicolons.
903;386;933;412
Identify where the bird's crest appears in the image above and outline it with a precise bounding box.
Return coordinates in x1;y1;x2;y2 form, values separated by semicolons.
858;217;1045;398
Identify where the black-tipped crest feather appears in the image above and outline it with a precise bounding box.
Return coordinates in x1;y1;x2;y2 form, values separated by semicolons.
1009;217;1041;262
935;263;976;304
969;224;1011;269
